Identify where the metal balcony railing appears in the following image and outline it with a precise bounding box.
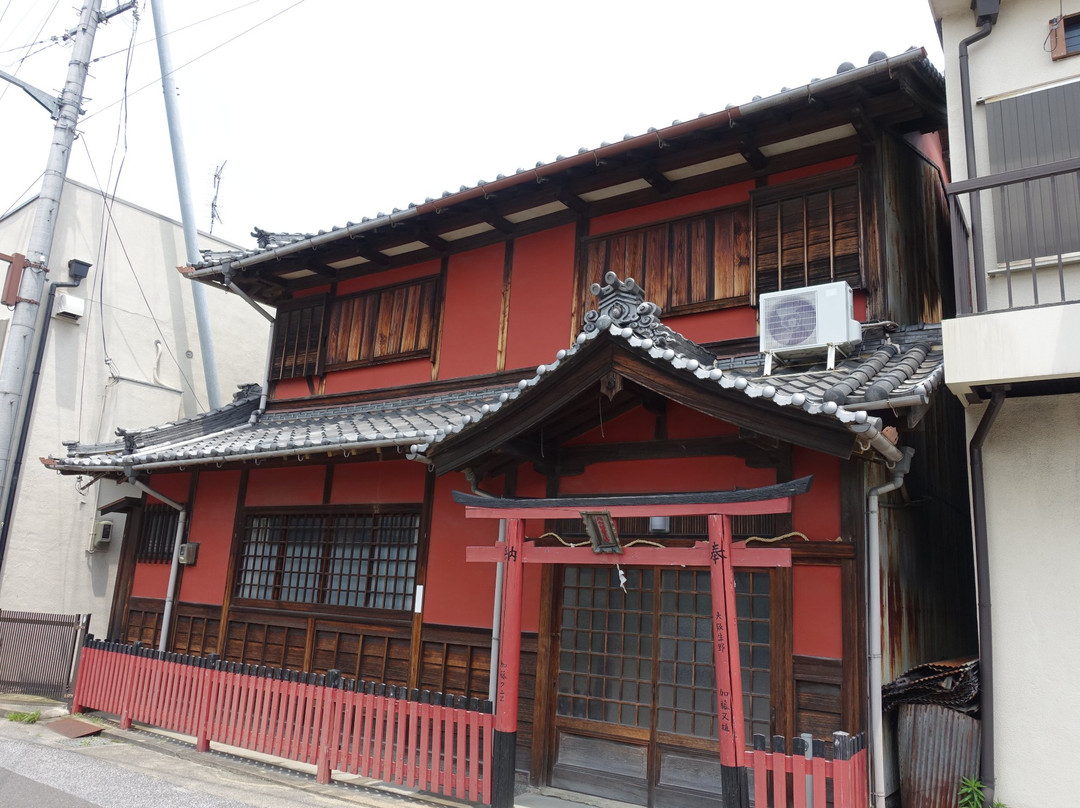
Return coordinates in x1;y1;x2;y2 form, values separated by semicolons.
948;155;1080;314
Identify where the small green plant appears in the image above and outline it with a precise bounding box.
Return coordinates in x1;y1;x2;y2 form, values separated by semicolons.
6;710;40;724
958;776;1009;808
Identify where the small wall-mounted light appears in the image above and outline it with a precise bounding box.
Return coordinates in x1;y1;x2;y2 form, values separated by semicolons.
649;516;671;534
67;258;92;280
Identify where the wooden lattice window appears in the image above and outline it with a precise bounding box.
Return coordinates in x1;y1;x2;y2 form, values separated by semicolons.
736;570;772;742
753;169;863;299
557;565;773;743
578;206;752;321
234;508;420;611
269;295;326;380
135;504;180;564
325;277;439;369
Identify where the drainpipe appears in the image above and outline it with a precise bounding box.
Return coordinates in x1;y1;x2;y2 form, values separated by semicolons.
220;273;274;424
957;4;998;311
969;388;1005;804
867;446;915;808
0;261;88;573
127;476;186;653
466;470;506;703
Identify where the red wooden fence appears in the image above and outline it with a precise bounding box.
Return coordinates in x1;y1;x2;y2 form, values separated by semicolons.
72;639;493;804
746;732;869;808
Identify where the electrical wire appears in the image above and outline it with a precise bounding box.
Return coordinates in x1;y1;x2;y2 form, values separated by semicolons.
80;137;207;416
1;170;45;219
0;0;60;103
81;0;307;124
88;0;267;65
76;6;141;438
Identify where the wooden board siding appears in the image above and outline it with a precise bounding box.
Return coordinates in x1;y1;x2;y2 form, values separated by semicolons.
124;596;163;646
793;655;844;751
753;169;863;298
578;205;751;320
325;276;438;369
171;603;221;657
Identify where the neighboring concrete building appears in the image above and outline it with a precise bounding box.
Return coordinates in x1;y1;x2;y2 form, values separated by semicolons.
0;179;269;639
931;1;1080;806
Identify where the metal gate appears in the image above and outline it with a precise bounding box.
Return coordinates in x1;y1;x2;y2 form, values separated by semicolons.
0;609;89;697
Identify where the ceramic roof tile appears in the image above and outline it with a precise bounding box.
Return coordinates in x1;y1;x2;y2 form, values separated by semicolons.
47;277;942;474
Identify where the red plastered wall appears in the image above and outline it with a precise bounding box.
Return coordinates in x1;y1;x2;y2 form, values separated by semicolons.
245;467;325;507
560;455;776;496
766;156;857;186
423;473;504;629
792;564;843;658
336;260;441;296
322;358;432;395
590;183;755;235
665;306;758;345
791;448;842;540
179;471;241;605
329;460;427;504
130;472;192;599
505;225;576;371
437;244;505;379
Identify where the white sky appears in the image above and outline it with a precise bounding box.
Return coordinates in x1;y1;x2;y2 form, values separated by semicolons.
0;1;945;250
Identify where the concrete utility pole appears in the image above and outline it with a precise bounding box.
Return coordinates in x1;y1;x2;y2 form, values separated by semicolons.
0;1;111;537
149;0;222;410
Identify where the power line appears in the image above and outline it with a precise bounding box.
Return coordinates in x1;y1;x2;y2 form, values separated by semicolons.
88;0;267;65
0;0;60;103
82;0;306;124
80;136;207;413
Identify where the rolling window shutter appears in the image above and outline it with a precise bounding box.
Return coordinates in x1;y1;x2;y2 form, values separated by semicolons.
985;82;1080;262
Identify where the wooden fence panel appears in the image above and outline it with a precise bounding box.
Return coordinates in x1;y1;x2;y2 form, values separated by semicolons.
744;732;870;808
72;639;495;804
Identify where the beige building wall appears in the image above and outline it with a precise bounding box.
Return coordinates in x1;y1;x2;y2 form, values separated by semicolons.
968;395;1080;808
934;2;1080;805
0;180;268;638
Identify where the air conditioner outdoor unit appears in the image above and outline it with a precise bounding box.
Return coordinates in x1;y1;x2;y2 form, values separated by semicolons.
759;281;862;373
87;520;113;553
54;292;85;320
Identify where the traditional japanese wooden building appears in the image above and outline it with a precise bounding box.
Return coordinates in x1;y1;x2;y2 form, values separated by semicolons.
48;49;976;807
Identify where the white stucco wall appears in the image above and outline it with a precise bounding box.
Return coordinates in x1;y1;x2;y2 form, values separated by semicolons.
968;394;1080;808
0;180;269;638
933;0;1080;311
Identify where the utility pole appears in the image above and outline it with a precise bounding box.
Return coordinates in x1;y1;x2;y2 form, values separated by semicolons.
149;0;222;410
0;1;127;549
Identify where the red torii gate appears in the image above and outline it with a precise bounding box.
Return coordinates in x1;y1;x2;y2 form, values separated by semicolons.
457;476;811;808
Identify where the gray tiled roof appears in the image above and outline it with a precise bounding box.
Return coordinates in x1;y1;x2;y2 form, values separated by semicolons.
190;50;942;274
48;277;943;474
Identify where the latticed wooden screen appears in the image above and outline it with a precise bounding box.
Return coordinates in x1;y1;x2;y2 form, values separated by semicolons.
753;169;863;298
234;509;420;611
578;206;752;322
557;566;772;744
135;504;181;563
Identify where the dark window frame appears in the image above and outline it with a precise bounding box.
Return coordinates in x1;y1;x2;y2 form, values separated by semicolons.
268;275;440;381
232;505;421;615
1051;13;1080;60
323;275;439;372
578;203;753;321
751;167;865;301
135;503;181;564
